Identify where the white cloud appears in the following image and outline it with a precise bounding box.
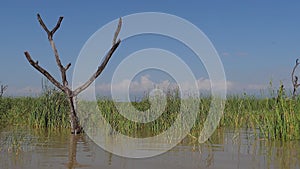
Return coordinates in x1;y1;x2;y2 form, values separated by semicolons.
94;75;268;98
3;77;269;98
96;75;171;95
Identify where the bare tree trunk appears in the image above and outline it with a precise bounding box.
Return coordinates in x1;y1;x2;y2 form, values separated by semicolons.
24;13;122;134
68;96;81;134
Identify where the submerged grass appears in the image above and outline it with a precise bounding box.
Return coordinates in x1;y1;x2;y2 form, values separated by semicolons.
0;85;299;141
222;94;300;141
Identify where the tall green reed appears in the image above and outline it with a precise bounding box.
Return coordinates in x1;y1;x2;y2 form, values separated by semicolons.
28;82;69;128
0;81;70;129
1;82;299;141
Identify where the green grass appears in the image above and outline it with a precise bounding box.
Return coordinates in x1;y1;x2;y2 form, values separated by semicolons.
0;86;299;141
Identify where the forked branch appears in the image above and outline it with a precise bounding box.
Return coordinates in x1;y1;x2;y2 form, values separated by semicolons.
292;59;300;98
38;14;69;87
37;13;63;40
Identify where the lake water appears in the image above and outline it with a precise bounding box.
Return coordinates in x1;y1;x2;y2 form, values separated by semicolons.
0;127;299;169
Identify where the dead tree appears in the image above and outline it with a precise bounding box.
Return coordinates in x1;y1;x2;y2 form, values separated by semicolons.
24;14;122;134
292;59;300;98
0;83;8;97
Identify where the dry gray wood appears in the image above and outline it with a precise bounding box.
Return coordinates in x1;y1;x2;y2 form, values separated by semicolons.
292;59;300;98
24;13;122;133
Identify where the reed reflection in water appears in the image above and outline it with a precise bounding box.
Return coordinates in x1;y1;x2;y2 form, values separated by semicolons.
0;127;299;169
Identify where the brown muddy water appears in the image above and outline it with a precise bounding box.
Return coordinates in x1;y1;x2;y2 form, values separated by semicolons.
0;127;299;169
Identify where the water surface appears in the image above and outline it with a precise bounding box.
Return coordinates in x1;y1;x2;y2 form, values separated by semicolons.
0;127;299;169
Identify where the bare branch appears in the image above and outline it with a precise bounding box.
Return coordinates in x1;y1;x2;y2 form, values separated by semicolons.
1;85;8;91
37;13;64;40
73;40;121;96
113;18;122;45
49;39;68;86
73;18;122;96
37;13;50;35
292;58;300;98
0;84;8;97
25;14;123;134
65;63;71;71
51;16;64;35
37;13;69;87
24;51;65;91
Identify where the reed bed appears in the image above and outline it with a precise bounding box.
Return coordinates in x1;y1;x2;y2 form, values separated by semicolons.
0;87;299;141
0;87;69;129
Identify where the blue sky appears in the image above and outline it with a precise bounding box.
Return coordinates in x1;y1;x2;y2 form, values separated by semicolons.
1;1;300;96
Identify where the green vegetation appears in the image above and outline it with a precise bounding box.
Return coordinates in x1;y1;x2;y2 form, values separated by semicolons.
0;85;299;141
221;93;300;141
96;91;181;137
0;86;69;129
